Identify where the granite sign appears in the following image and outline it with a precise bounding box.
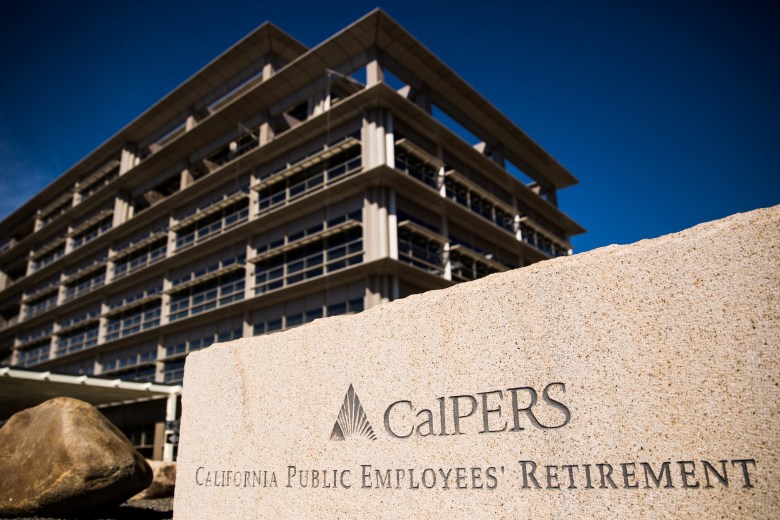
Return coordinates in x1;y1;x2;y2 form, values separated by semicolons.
174;207;779;518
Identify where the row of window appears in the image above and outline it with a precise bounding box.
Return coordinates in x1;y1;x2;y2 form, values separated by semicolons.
394;146;569;258
171;253;245;288
251;297;363;336
105;302;162;342
254;228;363;295
32;245;65;272
16;283;366;379
444;176;514;234
17;343;49;367
397;227;505;282
26;293;58;318
162;327;243;383
175;199;249;251
55;324;99;357
101;345;157;374
59;307;100;331
72;216;113;250
63;271;105;303
258;147;361;211
113;239;167;279
169;270;245;322
518;223;568;258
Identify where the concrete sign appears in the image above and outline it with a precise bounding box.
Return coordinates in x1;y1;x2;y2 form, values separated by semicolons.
174;206;779;518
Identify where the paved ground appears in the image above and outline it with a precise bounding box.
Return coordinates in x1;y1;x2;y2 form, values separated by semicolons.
11;498;173;519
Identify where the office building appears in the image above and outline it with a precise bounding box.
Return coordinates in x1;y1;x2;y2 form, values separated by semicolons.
0;10;583;457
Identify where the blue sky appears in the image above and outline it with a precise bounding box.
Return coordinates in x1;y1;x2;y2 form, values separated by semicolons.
0;0;777;252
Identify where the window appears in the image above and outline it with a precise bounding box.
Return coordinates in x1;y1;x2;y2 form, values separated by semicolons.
395;149;437;189
398;228;443;275
255;228;362;295
175;198;249;250
105;302;161;341
72;216;112;250
163;360;185;383
33;244;65;272
114;239;167;279
63;270;105;302
258;146;361;211
56;324;99;357
169;270;245;322
17;343;50;367
26;293;58;318
326;298;364;317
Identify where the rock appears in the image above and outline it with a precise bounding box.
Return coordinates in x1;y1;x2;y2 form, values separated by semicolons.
0;397;152;517
131;460;177;500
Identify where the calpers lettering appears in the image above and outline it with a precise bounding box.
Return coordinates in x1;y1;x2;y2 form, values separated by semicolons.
383;383;571;438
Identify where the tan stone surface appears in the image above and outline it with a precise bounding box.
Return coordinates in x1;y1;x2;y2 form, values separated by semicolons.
174;206;780;519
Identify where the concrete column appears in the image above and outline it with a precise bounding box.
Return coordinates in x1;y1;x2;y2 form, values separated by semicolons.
162;393;179;462
363;189;390;262
242;310;253;339
185;113;197;132
388;189;398;261
262;61;275;80
57;272;67;305
385;112;395;168
361;109;388;170
259;118;274;146
49;325;59;362
366;57;384;86
244;242;255;302
365;275;389;309
119;146;138;174
25;251;35;277
113;192;132;228
436;142;446;196
97;300;109;344
166;214;177;258
442;216;452;281
73;184;82;207
160;271;172;326
311;90;329;117
248;173;260;220
180;168;194;190
155;336;165;381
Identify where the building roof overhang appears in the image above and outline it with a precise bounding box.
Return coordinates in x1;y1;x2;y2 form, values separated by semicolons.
0;366;181;420
1;9;580;237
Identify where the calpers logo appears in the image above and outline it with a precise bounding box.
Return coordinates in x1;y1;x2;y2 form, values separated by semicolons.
330;383;571;441
330;384;377;441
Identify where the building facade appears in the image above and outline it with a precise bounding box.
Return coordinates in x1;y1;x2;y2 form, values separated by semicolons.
0;10;583;454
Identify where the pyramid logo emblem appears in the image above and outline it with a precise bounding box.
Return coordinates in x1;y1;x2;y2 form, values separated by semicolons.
330;384;377;441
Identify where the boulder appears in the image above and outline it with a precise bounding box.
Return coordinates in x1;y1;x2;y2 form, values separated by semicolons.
0;397;152;517
131;460;177;500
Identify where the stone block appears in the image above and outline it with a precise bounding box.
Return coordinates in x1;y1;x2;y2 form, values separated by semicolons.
174;206;780;518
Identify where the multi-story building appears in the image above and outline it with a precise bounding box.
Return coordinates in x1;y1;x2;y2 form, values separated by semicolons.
0;10;583;455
